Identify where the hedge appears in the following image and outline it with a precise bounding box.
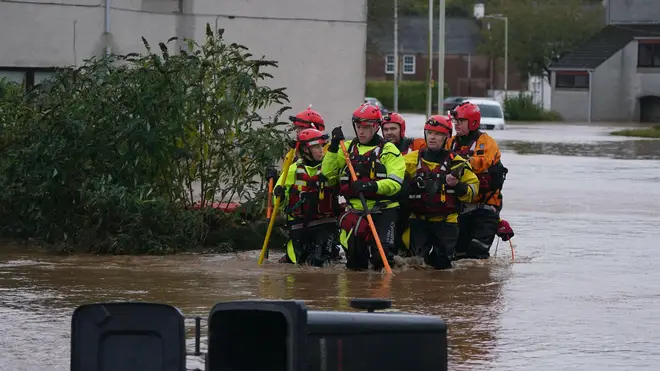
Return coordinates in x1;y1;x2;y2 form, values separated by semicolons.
366;80;450;112
0;25;291;254
503;94;562;121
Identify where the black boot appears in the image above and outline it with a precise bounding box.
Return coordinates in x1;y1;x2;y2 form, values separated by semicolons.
369;245;396;271
425;246;453;270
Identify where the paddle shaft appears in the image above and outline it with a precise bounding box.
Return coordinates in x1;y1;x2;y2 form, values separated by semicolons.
258;146;297;265
266;178;274;219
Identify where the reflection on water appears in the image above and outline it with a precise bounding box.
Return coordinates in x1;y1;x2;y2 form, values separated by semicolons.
0;247;511;371
501;139;660;160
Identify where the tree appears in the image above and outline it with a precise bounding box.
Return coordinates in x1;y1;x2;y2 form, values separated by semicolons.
476;0;604;77
367;0;604;77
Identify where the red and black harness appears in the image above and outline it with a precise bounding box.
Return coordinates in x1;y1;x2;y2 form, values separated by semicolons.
286;163;338;229
408;150;460;217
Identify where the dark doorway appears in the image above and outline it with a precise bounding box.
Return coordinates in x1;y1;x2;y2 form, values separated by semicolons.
639;95;660;122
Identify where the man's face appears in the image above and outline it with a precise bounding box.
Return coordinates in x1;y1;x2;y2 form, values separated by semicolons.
425;130;447;151
382;123;401;143
356;124;377;144
455;118;470;136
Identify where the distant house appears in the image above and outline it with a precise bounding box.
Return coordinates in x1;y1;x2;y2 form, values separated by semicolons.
366;16;526;97
549;0;660;122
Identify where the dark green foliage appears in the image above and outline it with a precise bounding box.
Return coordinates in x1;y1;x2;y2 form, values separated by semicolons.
503;94;562;121
365;80;450;112
0;24;291;254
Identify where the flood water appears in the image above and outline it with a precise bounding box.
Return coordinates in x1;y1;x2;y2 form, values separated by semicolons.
2;122;660;370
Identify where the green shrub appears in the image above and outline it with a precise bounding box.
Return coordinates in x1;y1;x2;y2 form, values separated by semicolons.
503;94;562;121
0;24;292;254
365;80;450;112
610;125;660;138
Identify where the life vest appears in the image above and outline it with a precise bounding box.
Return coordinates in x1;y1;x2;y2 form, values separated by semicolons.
287;163;336;220
398;137;414;155
339;141;393;200
450;136;507;194
408;151;460;216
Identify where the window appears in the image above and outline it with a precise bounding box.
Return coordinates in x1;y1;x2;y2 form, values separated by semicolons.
637;40;660;67
0;67;57;91
476;104;503;118
0;70;26;84
555;72;589;89
385;55;395;74
34;71;56;85
403;55;415;74
385;54;416;75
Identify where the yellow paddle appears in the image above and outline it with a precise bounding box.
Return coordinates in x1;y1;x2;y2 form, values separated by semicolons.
258;145;298;265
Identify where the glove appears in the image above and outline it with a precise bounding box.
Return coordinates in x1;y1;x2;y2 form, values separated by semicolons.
265;167;278;181
497;219;514;241
328;127;345;153
351;180;378;193
273;185;285;199
452;182;468;197
445;174;459;187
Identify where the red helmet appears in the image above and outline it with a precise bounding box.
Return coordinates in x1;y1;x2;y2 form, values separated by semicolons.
352;103;383;128
382;112;406;138
424;115;453;136
290;106;325;131
451;102;481;131
297;128;328;149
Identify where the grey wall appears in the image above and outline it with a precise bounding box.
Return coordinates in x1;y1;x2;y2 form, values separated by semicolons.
550;73;591;121
0;0;368;131
623;40;660;121
551;40;660;122
606;0;660;25
591;47;625;121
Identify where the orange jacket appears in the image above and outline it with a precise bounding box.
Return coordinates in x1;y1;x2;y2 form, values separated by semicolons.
398;137;427;155
446;132;502;208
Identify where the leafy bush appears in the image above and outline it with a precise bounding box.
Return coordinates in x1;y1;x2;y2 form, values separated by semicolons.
365;80;450;112
0;25;291;254
503;94;562;121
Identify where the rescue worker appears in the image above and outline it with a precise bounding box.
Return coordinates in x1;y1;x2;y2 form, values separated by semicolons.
402;115;479;269
273;128;341;266
381;112;426;254
289;105;326;134
381;112;426;155
446;101;511;259
266;106;328;185
322;103;406;271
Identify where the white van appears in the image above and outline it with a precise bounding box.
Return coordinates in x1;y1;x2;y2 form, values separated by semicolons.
458;98;506;130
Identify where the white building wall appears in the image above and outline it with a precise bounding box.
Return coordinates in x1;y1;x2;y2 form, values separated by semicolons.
0;0;367;130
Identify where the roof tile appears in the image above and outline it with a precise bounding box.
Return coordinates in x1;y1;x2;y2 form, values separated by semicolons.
368;16;481;55
550;24;660;69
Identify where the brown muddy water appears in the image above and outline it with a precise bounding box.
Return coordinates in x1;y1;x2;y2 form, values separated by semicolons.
2;123;660;370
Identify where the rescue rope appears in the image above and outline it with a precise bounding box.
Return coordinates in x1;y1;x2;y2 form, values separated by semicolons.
493;237;515;261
